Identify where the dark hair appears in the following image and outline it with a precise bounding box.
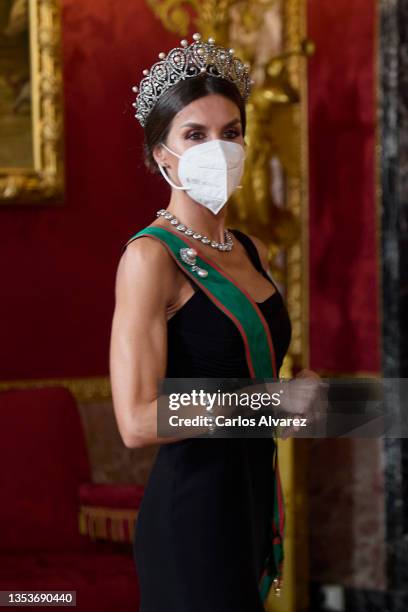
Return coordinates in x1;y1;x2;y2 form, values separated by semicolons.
142;76;247;175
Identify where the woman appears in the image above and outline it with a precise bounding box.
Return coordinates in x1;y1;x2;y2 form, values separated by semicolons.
110;33;321;612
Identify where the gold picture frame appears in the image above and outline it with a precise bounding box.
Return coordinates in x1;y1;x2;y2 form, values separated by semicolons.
0;0;64;205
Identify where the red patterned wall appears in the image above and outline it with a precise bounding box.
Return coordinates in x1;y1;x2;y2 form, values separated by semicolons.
307;0;380;373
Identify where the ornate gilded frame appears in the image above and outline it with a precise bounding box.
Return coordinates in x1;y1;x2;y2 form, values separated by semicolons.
0;0;64;204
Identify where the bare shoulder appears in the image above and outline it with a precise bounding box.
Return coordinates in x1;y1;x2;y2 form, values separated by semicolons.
115;234;177;304
247;234;269;271
122;233;174;268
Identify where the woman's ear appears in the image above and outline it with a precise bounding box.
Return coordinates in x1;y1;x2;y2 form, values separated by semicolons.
152;144;167;168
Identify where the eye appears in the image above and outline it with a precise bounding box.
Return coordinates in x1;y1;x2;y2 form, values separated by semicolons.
186;131;205;140
224;129;241;139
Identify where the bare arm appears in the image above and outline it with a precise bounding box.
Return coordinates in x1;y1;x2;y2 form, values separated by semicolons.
109;237;185;448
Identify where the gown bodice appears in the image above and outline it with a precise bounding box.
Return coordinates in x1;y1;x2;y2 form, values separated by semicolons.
165;227;292;378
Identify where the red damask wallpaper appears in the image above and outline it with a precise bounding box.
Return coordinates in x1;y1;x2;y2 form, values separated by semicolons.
308;0;380;373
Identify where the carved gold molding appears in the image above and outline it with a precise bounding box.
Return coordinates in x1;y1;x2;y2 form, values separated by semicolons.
0;376;111;404
271;5;310;609
284;0;309;371
0;0;65;204
146;0;276;41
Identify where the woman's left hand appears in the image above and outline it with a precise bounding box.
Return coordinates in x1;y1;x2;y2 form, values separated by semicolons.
279;368;329;440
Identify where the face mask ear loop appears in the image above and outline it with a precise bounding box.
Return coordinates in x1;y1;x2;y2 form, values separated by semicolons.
161;142;180;158
158;142;189;190
158;163;188;190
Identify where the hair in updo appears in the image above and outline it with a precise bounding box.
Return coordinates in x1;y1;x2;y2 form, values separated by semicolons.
142;76;247;175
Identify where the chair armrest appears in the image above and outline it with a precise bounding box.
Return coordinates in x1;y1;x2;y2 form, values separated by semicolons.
78;482;145;543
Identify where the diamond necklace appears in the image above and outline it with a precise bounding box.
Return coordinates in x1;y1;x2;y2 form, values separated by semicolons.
155;209;234;251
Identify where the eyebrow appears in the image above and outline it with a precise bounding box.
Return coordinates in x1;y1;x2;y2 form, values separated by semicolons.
180;118;242;129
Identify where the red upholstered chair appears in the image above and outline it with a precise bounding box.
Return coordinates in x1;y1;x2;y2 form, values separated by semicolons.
0;386;144;611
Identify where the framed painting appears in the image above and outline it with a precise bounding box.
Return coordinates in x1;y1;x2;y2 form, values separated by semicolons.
0;0;64;204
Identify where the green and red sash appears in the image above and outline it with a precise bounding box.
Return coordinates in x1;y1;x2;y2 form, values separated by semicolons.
124;225;285;602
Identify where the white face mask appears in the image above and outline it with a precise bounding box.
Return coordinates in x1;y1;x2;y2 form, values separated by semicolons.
157;139;246;215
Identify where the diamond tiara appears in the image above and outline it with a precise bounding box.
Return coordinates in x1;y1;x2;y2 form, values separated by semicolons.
131;32;253;128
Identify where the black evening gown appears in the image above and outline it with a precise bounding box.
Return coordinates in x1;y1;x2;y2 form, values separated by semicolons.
130;228;292;612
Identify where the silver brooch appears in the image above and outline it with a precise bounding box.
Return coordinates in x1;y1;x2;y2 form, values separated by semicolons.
179;247;208;278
